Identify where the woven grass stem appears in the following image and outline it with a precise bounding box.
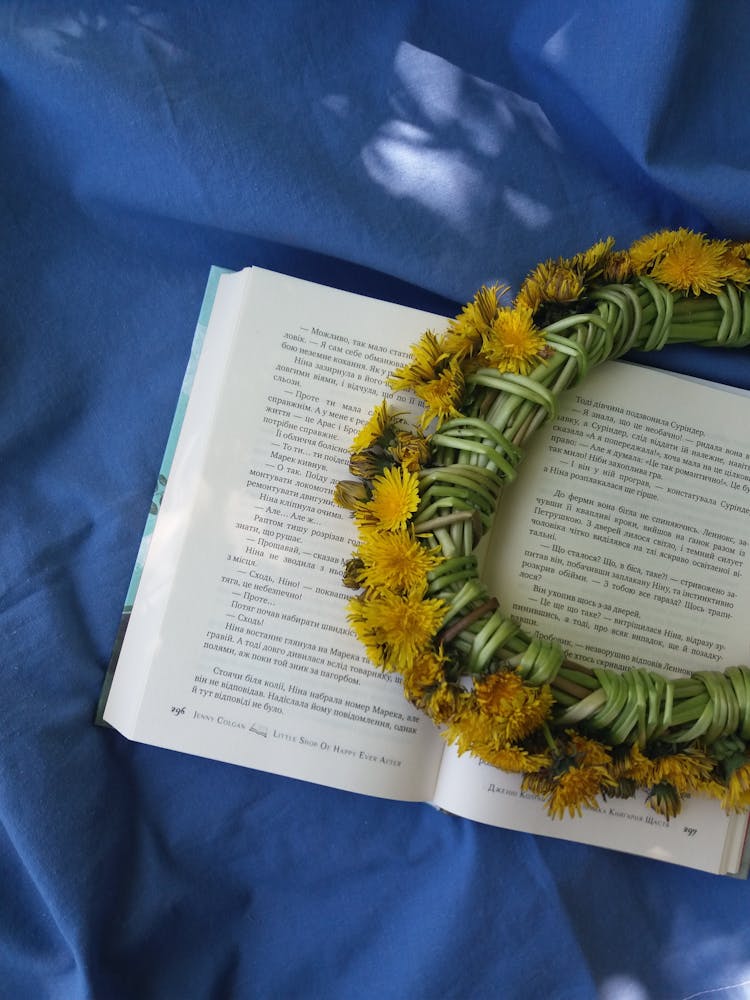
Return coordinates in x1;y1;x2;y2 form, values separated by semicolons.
420;280;750;754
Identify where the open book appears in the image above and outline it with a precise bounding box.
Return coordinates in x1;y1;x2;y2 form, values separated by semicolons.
99;266;750;875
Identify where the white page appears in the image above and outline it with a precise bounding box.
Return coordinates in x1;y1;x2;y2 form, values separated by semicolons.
433;361;750;872
106;268;448;801
433;749;734;872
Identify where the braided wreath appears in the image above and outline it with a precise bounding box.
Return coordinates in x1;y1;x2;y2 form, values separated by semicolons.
335;230;750;820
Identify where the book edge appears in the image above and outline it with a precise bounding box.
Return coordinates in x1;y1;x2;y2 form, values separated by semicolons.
95;266;232;725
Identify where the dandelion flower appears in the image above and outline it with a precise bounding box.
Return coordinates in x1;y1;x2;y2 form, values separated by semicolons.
351;400;402;452
625;744;714;794
571;237;615;281
442;701;497;754
342;557;364;590
349;450;384;481
443;284;505;359
602;249;633;284
389;330;448;391
365;590;447;669
516;260;584;313
629;229;681;272
424;680;470;724
477;744;552;774
474;669;525;716
355;465;420;532
402;647;448;704
357;528;443;594
541;764;608;819
333;480;368;510
651;230;728;295
346;596;389;669
443;700;553;769
565;732;612;769
481;305;550;375
721;759;750;812
522;731;614;819
647;781;683;820
473;669;554;743
389;430;431;472
719;244;750;288
415;360;464;429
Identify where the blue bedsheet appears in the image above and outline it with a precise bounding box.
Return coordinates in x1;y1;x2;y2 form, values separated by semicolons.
4;3;750;997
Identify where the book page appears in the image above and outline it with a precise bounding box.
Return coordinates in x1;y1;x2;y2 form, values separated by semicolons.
433;361;750;872
434;750;736;872
105;268;448;801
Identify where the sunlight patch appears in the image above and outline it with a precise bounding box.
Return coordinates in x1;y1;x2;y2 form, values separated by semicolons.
502;187;552;229
359;42;562;232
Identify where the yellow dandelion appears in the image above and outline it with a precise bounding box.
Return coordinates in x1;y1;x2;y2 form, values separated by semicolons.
425;680;470;724
629;229;681;272
602;249;633;284
651;230;728;295
480;305;550;375
652;747;715;793
521;730;614;819
469;283;505;327
333;480;368;510
443;704;553;770
351;400;402;452
414;360;464;429
342;557;364;589
389;430;431;473
621;744;654;786
521;770;556;797
698;777;729;805
719;244;750;288
389;330;448;391
626;744;715;795
443;284;505;359
474;669;524;714
571;237;615;281
565;731;613;769
473;669;554;743
357;528;443;594
542;765;607;819
410;330;449;377
366;590;447;669
443;702;498;755
721;760;750;812
349;451;383;480
354;465;420;532
346;596;389;669
514;278;543;315
402;647;448;704
516;259;584;313
603;777;639;800
647;781;683;820
477;744;553;774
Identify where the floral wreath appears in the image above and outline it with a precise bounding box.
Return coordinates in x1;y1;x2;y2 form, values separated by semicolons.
335;230;750;821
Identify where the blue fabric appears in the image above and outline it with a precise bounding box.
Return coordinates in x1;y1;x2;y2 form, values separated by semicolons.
3;2;750;997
